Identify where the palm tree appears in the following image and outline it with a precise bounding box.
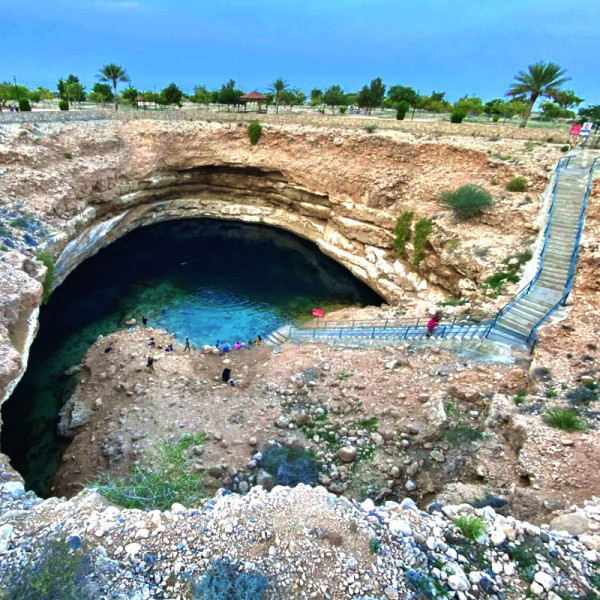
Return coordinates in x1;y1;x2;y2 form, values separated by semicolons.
98;63;130;111
506;62;569;128
268;78;289;114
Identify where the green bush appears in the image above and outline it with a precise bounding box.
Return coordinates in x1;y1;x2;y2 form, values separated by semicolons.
393;210;413;256
365;125;378;134
507;541;539;569
441;185;493;219
447;237;460;250
190;559;270;600
454;515;486;541
338;105;348;114
2;534;92;600
36;251;55;304
92;432;206;510
247;121;262;145
567;383;598;405
492;115;500;123
58;99;69;111
411;218;432;271
545;408;586;432
450;110;467;123
506;176;526;192
396;100;410;120
261;444;319;486
19;99;32;112
64;152;73;159
561;145;570;152
369;537;381;554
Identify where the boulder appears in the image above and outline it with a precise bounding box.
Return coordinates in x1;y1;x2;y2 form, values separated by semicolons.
338;446;357;463
549;513;590;535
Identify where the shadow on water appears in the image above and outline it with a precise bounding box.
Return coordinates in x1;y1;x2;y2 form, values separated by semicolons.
1;218;383;496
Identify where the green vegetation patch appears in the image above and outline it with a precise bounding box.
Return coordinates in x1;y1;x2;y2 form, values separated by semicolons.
92;432;207;510
440;184;493;219
411;217;433;272
247;121;262;145
444;425;484;445
506;176;526;192
2;534;92;600
36;251;55;304
454;515;487;541
190;559;270;600
545;408;586;432
394;210;413;257
261;444;319;486
482;250;532;293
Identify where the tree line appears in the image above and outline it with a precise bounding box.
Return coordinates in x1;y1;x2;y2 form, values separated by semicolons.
1;62;598;130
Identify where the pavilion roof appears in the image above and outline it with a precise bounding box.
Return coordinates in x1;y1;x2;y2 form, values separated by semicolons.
240;91;267;100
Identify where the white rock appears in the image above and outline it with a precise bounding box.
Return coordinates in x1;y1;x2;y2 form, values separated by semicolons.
389;518;412;537
448;574;469;592
0;524;14;552
490;529;507;546
361;499;375;513
125;542;141;556
135;528;150;539
534;571;556;591
530;582;545;596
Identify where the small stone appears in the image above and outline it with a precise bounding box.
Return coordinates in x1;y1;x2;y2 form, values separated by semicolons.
448;574;469;592
405;480;417;492
338;446;357;463
530;582;545;596
384;587;399;600
490;529;507;546
135;529;150;539
430;449;445;463
125;542;141;556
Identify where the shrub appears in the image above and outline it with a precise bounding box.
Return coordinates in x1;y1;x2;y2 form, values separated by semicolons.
440;185;493;219
450;110;467;123
92;432;206;510
507;541;539;569
261;444;319;486
514;390;527;406
247;121;262;145
190;559;270;600
546;390;557;398
19;98;32;112
2;534;92;600
393;210;413;256
545;408;586;432
365;125;378;134
561;145;570;152
444;426;484;445
447;237;460;250
567;383;598;405
338;105;348;114
396;100;410;120
492;114;500;123
369;537;381;555
359;417;379;432
64;151;73;159
411;218;432;272
506;176;526;192
36;251;55;304
58;99;69;111
454;515;486;541
405;569;445;599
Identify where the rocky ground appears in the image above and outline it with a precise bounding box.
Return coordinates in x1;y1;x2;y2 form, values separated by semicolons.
3;472;600;599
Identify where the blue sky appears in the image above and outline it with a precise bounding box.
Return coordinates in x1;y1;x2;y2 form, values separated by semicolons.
1;0;598;105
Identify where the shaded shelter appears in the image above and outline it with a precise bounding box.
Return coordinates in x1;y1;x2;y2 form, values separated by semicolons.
240;91;268;113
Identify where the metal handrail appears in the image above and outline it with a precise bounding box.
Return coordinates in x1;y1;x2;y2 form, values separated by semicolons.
525;158;598;352
487;156;570;333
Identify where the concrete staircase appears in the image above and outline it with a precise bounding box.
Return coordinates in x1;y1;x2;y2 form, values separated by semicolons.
489;151;596;346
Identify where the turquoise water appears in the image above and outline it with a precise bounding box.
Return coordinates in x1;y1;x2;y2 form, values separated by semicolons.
1;219;382;496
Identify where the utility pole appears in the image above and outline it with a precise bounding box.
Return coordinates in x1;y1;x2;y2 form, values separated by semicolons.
13;76;21;106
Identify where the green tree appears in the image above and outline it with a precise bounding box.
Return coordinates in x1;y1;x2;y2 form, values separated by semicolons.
506;61;569;127
422;91;452;112
540;101;574;120
66;82;86;106
368;77;386;109
89;82;113;106
98;63;130;111
357;85;372;113
579;105;600;132
268;77;289;114
0;82;11;110
29;86;54;106
121;86;140;107
218;83;244;109
161;83;184;107
191;85;211;107
454;95;484;117
551;89;584;110
310;88;323;106
324;85;345;113
386;85;418;108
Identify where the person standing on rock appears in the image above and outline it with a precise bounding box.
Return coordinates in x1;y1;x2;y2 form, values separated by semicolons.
146;356;154;372
184;338;191;353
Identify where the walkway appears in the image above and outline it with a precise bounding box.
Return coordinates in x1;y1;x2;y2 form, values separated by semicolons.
266;150;599;353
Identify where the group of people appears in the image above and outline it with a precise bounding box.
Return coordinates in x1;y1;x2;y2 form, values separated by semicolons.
215;336;262;356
